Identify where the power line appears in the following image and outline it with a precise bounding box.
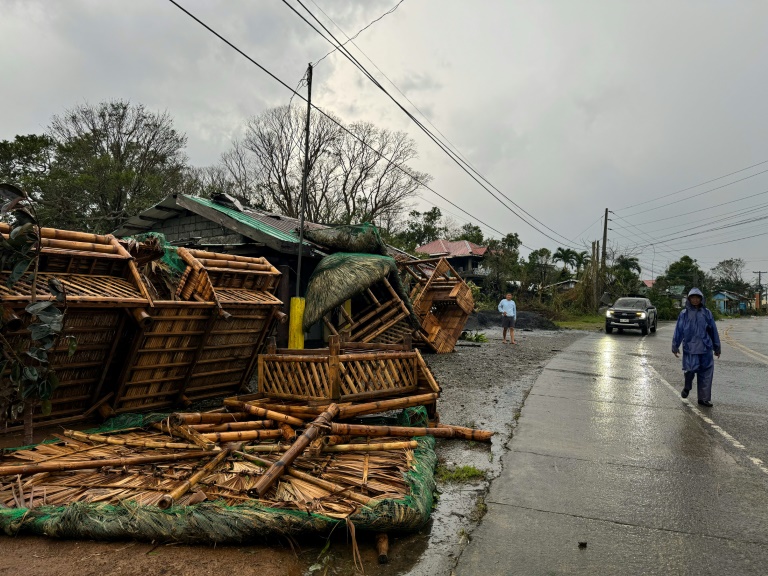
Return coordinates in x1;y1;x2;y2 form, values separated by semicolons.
617;158;768;211
166;0;515;250
283;0;583;250
618;168;768;218
311;0;406;66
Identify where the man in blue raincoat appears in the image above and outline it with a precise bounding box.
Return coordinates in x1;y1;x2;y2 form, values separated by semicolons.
672;287;721;407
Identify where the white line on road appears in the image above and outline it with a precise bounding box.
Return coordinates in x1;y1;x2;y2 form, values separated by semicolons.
647;365;768;476
723;326;768;364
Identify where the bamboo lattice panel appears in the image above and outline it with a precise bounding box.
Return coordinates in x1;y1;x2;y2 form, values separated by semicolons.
259;347;433;402
2;309;123;425
0;273;145;303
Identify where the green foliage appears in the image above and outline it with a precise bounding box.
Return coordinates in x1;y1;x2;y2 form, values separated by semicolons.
435;464;486;483
460;330;488;343
387;207;446;253
655;256;709;296
483;233;522;300
450;223;484;245
710;258;750;295
0;195;72;425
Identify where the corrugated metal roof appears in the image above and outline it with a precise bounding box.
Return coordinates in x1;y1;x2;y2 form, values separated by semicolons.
416;239;488;257
186;196;301;244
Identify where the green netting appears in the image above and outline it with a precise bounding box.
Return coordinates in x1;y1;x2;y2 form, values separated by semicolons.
0;407;437;543
304;223;388;256
125;232;187;276
303;253;419;331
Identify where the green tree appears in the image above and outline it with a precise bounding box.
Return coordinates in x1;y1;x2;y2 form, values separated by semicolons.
553;247;577;274
573;250;590;276
387;207;446;253
0;134;55;191
655;255;708;294
33;100;188;233
483;233;522;299
451;223;484;245
608;255;642;297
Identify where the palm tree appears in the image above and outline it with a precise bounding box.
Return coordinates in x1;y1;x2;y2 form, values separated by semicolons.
573;251;590;276
553;247;577;273
615;255;641;275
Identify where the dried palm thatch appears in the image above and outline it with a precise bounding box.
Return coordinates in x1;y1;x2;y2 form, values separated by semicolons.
303;223;388;256
302;253;418;331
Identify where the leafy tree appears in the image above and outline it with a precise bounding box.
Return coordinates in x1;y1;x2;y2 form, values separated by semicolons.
387;207;446;253
0;134;55;191
34;100;188;233
608;255;642;297
483;233;522;299
451;223;484;245
710;258;750;294
655;255;708;295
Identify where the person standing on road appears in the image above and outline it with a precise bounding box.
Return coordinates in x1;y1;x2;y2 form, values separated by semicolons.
672;287;721;407
498;293;517;345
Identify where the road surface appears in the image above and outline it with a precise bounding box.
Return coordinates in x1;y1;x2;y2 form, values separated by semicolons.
455;317;768;576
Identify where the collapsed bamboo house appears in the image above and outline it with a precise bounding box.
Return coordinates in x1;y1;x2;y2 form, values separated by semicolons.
0;227;283;428
399;258;475;353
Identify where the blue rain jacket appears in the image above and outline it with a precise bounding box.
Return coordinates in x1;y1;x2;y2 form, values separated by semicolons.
672;289;721;372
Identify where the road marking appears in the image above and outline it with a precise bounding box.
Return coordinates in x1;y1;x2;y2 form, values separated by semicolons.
723;326;768;365
646;364;768;476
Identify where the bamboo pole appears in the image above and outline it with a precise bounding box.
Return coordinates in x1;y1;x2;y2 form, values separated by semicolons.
322;435;352;446
171;425;216;450
336;393;439;419
234;451;373;506
62;430;205;451
328;423;493;441
158;447;232;509
377;533;389;564
239;440;419;453
223;400;305;426
431;423;495;441
253;403;339;497
171;412;251;425
0;450;213;478
199;429;283;442
189;420;275;433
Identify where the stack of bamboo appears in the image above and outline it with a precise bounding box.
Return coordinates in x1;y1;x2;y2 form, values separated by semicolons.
0;394;492;514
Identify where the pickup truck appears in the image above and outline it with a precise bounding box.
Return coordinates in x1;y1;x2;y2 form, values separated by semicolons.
605;297;657;335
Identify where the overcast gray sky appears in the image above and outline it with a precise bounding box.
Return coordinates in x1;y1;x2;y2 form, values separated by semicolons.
3;0;768;283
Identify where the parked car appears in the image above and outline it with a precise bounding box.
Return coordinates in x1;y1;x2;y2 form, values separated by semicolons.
605;297;657;335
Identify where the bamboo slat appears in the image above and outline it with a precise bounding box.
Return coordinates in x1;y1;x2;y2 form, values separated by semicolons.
0;450;213;478
253;404;340;497
62;430;205;451
223;400;305;426
328;423;493;441
158;447;232;509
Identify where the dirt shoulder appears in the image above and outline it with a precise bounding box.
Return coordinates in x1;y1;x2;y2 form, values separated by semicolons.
0;325;585;576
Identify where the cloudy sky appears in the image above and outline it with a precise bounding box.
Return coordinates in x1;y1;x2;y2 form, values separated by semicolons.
3;0;768;284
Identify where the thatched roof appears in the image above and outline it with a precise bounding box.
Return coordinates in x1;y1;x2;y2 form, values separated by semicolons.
303;223;388;256
302;252;418;331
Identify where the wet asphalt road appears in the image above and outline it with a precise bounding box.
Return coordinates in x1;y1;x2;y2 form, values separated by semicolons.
455;317;768;576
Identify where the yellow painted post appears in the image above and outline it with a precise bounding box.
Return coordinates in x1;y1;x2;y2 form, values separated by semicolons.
288;297;305;349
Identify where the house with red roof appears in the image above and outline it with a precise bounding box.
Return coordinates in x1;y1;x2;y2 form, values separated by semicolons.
416;239;489;282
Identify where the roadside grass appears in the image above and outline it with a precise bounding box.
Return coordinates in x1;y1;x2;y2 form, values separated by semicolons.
554;314;605;331
436;464;486;483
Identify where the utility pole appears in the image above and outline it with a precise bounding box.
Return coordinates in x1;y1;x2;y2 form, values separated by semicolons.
754;270;767;310
601;208;608;299
289;63;313;350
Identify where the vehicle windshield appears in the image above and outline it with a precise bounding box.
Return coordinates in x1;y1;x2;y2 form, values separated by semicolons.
613;298;646;309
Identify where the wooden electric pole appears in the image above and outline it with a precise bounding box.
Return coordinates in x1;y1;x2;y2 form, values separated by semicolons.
755;270;767;309
289;63;313;350
601;208;608;299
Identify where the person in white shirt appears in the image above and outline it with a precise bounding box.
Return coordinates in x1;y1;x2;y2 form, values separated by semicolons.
498;293;517;345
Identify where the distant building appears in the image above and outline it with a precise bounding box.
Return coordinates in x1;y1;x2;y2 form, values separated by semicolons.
415;239;488;282
712;290;752;314
542;279;580;293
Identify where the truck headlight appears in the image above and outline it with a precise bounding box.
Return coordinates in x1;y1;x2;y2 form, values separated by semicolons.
606;310;613;318
637;312;647;319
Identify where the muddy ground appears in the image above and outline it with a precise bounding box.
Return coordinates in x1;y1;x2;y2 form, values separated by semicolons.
0;322;584;576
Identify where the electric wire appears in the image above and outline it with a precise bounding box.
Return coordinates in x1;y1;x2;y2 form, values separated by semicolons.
166;0;515;249
617;158;768;211
283;0;583;249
